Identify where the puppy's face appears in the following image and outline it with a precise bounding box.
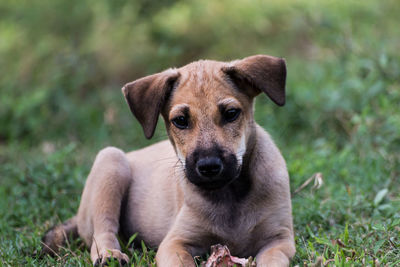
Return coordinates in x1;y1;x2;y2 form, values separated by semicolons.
123;55;286;190
163;62;254;190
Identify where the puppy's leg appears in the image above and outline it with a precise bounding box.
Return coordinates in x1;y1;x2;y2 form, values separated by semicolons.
156;236;195;267
155;206;213;267
156;211;198;267
76;147;131;266
256;239;295;267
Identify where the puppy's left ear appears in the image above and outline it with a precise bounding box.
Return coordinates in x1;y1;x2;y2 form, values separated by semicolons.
122;69;180;139
222;55;287;106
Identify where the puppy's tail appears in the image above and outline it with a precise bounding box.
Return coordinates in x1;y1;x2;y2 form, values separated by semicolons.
41;216;78;256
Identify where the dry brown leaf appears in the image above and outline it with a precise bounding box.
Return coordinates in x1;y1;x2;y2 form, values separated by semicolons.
201;244;256;267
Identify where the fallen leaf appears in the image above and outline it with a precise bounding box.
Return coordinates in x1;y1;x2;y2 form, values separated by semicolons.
201;244;256;267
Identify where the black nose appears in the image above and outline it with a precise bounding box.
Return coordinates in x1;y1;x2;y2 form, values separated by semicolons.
196;157;223;178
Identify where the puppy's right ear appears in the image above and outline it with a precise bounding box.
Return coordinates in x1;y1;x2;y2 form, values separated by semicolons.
122;69;180;139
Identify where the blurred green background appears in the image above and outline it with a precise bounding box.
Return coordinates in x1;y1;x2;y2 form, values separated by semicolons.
0;0;399;265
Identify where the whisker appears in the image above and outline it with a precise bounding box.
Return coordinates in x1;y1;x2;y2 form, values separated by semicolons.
151;156;178;163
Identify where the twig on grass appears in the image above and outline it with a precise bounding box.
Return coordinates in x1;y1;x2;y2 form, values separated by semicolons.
294;172;324;195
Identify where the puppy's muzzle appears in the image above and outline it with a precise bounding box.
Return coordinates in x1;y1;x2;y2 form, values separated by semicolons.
196;157;223;178
186;147;239;190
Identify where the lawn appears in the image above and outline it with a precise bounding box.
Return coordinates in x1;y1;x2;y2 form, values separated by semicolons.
0;0;399;266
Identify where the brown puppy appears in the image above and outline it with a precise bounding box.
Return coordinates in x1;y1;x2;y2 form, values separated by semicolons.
42;55;295;266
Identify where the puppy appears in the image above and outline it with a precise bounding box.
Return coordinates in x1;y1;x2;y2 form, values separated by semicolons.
42;55;295;266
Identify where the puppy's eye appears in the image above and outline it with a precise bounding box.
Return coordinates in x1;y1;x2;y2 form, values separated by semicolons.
223;108;241;122
172;116;189;129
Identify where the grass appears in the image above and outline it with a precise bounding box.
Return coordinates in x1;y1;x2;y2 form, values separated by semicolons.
1;0;399;266
1;125;399;266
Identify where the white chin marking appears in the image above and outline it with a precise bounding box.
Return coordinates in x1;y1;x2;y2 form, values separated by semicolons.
236;134;246;166
176;147;186;165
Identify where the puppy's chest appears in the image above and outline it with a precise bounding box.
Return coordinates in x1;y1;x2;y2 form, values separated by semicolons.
207;207;262;256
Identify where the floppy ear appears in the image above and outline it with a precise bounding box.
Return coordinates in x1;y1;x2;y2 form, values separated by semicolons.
122;69;180;139
222;55;287;106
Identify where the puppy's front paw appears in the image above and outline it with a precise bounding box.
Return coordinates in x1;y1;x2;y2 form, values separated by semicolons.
93;249;129;266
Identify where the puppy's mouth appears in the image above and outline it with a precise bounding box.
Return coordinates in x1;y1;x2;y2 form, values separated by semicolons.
192;172;240;190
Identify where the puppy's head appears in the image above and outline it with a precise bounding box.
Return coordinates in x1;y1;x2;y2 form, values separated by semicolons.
122;55;286;190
